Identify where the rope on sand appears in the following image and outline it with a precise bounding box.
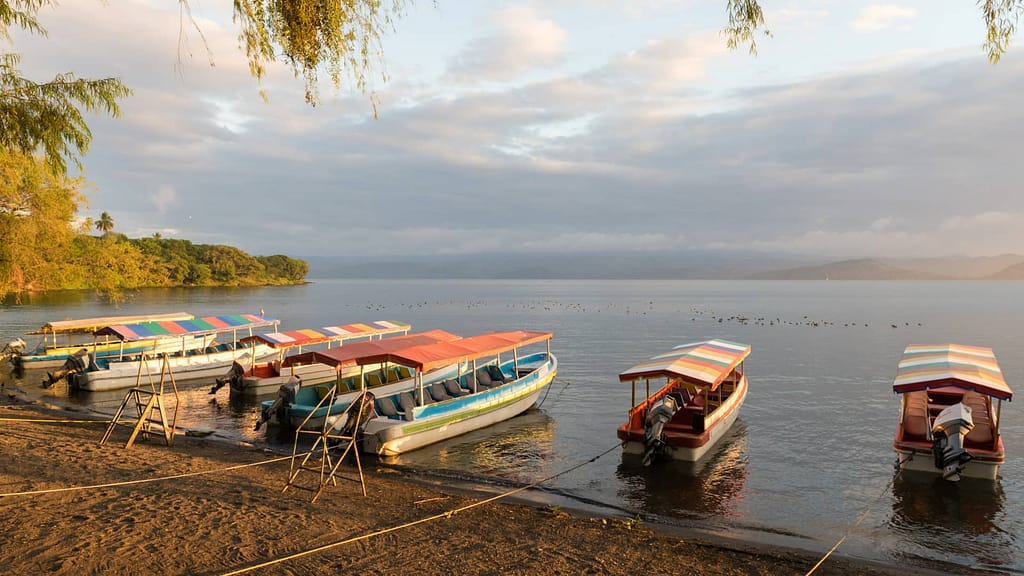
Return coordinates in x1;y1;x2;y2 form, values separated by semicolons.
803;457;907;576
0;417;107;424
0;455;293;498
218;442;624;576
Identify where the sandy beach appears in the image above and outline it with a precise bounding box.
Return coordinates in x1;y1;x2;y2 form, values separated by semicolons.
0;388;932;576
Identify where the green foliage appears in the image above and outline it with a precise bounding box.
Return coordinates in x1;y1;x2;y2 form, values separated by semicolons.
725;1;1022;63
231;0;407;108
1;1;131;174
95;211;114;234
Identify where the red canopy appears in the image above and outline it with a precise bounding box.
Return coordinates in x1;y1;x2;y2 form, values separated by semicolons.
282;330;460;370
357;330;552;372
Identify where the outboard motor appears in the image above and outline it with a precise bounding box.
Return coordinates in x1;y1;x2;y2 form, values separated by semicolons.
210;360;245;395
43;348;91;388
931;403;975;482
255;376;301;431
642;394;680;466
326;391;376;449
1;337;26;361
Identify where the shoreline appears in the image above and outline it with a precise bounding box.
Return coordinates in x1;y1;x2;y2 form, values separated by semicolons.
0;387;952;576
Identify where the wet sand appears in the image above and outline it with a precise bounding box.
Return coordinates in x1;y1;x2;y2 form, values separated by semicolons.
0;390;932;576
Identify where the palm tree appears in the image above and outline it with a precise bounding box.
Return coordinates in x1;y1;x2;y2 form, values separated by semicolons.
95;212;114;235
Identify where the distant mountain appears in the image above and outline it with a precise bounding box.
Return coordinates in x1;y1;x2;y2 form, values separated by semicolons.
304;251;817;280
748;258;940;280
882;254;1024;279
990;261;1024;279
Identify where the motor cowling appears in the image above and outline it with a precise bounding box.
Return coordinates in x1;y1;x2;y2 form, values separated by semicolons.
209;360;245;394
642;394;680;466
255;376;301;431
43;348;90;388
931;403;974;481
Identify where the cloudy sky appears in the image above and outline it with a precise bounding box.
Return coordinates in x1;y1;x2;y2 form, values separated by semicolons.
11;1;1024;259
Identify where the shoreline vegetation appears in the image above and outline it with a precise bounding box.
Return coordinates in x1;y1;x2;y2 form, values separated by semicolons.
0;386;934;576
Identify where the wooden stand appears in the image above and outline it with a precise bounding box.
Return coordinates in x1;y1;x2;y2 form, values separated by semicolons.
101;353;180;449
282;385;371;503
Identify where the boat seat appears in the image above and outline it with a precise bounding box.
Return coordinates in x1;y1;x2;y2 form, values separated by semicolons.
475;368;495;390
398;391;417;415
444;379;469;397
962;391;994;445
396;366;414;380
486;364;507;384
903;392;930;440
366;373;385;388
386;369;401;383
376;397;401;419
428;382;451;402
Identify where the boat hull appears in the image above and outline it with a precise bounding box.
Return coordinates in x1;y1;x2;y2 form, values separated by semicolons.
70;344;278;392
619;374;748;462
894;441;1004;480
361;354;557;457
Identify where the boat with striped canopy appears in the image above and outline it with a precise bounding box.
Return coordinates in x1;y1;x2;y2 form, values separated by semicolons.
13;312;197;370
64;314;280;392
617;339;751;465
219;320;413;397
257;330;463;429
893;344;1012;481
343;330;556;457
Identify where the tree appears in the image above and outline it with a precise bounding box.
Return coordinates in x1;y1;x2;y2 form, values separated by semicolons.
1;1;131;175
95;211;114;235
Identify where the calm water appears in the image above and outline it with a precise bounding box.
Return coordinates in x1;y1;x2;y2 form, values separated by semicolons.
2;280;1021;573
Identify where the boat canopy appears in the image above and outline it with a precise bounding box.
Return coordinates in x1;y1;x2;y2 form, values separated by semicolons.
357;330;552;372
282;330;461;370
28;312;194;335
893;344;1013;401
241;320;411;349
618;339;751;391
93;314;279;342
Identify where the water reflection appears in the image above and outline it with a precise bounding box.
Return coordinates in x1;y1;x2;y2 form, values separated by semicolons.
888;471;1014;570
615;421;749;518
384;409;558;482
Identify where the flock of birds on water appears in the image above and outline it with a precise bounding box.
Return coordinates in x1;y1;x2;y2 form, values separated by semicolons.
341;300;924;329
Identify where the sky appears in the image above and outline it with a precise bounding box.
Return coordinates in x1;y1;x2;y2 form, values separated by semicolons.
9;1;1024;260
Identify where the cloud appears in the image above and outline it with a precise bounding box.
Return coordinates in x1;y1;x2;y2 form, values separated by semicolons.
852;4;917;33
446;5;566;83
149;185;178;214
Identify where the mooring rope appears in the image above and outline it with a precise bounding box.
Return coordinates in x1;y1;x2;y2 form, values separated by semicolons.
0;453;293;498
218;442;623;576
536;376;570;409
803;457;907;576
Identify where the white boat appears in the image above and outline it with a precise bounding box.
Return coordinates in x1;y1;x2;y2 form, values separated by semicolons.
219;320;412;397
256;329;464;429
617;339;751;465
893;344;1012;481
356;330;557;457
65;314;280;392
12;312;197;370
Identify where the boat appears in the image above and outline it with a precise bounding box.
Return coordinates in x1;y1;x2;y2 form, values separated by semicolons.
355;330;557;457
217;320;413;397
617;339;751;465
892;344;1012;481
63;314;281;392
257;329;464;429
12;312;197;370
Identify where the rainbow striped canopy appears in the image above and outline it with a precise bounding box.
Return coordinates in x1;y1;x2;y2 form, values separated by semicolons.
619;339;751;390
94;314;279;342
247;320;411;348
893;344;1013;400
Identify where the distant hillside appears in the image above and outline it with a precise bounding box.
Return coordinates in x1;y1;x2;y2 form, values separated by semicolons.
882;254;1024;279
990;261;1024;279
749;258;939;280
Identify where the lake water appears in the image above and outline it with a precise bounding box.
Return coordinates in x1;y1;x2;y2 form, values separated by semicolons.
2;280;1021;573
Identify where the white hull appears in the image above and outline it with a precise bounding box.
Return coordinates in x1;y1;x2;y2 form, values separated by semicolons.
20;336;206;370
894;447;1001;480
362;356;557;457
72;344;278;392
